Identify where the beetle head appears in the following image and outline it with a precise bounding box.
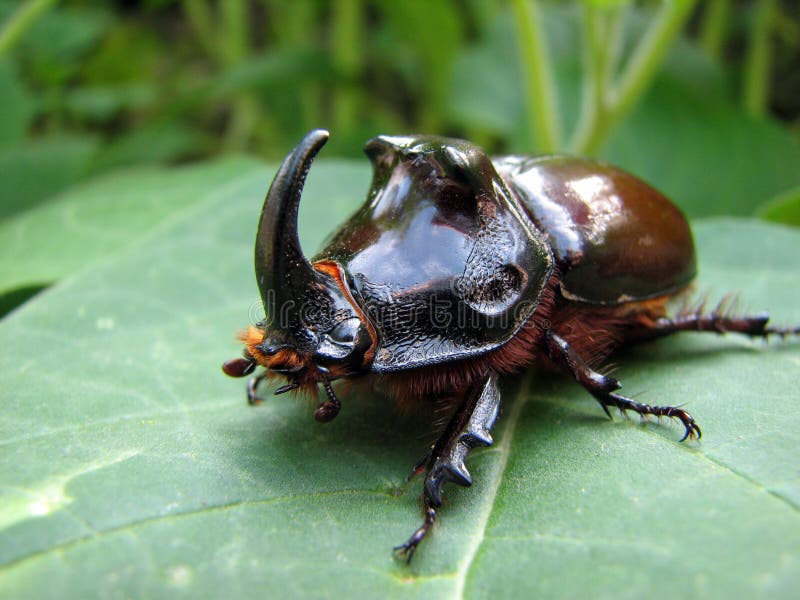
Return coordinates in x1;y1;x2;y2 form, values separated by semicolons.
223;130;375;417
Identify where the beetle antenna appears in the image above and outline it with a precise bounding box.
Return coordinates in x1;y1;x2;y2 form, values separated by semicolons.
314;380;342;423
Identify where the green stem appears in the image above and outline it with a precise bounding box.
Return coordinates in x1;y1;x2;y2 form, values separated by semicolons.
226;94;259;152
220;0;256;151
183;0;219;62
268;0;320;132
573;0;698;155
511;0;561;152
570;4;614;156
0;0;58;57
698;0;730;59
743;0;775;117
221;0;247;65
612;0;698;132
605;5;627;83
185;0;259;151
331;0;362;134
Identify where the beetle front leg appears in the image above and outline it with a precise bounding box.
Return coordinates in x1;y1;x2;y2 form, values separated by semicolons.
545;331;701;441
394;372;501;562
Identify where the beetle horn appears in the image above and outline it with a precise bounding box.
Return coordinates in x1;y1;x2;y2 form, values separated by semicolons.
255;129;329;332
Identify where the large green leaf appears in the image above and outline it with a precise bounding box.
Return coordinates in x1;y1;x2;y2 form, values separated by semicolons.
0;159;798;598
0;156;265;296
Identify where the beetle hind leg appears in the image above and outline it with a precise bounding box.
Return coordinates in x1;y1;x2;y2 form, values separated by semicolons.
648;310;799;339
592;392;700;442
545;330;701;442
394;372;501;562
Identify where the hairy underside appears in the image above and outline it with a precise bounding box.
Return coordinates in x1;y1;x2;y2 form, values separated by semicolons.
372;275;676;408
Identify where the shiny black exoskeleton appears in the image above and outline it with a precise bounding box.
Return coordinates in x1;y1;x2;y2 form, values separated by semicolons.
224;130;798;561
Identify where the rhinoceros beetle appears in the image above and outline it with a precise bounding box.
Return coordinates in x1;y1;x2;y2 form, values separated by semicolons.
223;129;797;561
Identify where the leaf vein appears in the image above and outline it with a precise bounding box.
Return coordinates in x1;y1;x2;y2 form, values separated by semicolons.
0;488;394;572
452;371;533;599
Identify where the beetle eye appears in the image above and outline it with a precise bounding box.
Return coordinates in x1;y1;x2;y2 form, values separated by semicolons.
314;318;369;364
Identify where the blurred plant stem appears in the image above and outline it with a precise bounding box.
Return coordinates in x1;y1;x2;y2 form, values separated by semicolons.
571;4;621;159
268;0;320;134
220;0;258;150
699;0;730;59
221;0;247;65
743;0;775;117
331;0;363;134
511;0;561;152
570;0;698;155
183;0;261;151
0;0;58;56
184;0;218;59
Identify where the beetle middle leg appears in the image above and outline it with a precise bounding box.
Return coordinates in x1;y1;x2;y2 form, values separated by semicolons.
247;371;268;405
545;330;701;441
394;372;501;562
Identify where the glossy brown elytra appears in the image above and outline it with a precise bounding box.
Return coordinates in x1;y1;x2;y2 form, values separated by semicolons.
223;130;798;561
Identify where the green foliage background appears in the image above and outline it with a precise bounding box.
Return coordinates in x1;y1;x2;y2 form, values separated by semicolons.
1;1;799;598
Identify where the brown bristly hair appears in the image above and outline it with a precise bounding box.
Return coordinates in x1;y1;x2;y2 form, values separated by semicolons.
375;275;674;409
236;278;679;411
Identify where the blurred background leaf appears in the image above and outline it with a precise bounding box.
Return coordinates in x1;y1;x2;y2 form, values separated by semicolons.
0;59;34;146
0;0;796;226
0;135;97;219
0;155;264;295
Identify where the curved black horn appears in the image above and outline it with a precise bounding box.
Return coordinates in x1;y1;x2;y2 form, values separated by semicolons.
256;129;329;331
